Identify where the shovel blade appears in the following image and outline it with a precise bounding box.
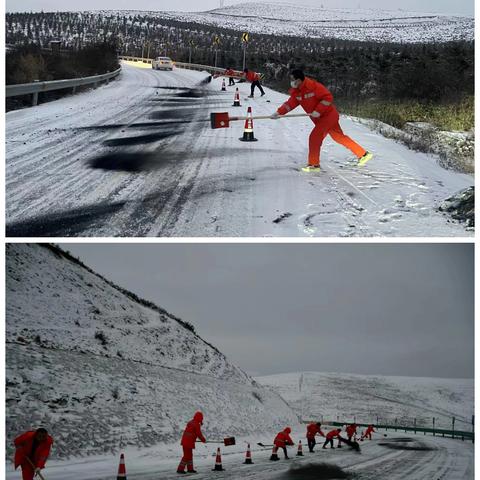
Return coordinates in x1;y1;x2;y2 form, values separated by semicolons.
224;436;236;446
211;112;230;129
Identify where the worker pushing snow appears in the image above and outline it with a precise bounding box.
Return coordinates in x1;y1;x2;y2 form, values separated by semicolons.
306;422;325;452
271;69;373;172
14;427;53;480
243;68;266;98
322;428;342;449
177;411;206;474
362;424;376;440
346;423;358;441
270;427;294;460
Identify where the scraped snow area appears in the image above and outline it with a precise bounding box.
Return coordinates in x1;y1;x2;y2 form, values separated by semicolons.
6;244;298;460
6;63;473;237
97;2;474;43
256;372;473;429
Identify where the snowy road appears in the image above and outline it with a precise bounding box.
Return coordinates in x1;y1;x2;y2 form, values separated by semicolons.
5;433;473;479
6;63;473;237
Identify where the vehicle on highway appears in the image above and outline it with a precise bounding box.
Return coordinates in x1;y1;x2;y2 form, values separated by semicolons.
152;57;174;71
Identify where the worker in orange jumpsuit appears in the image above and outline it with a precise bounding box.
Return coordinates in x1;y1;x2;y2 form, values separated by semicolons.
322;428;342;449
346;423;358;442
243;68;265;98
306;422;325;452
271;69;373;171
224;67;236;86
14;428;54;480
270;427;294;460
362;424;376;440
177;411;206;474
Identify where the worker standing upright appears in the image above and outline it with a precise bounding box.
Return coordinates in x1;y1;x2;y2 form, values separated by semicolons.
271;69;373;171
177;411;206;474
224;67;236;86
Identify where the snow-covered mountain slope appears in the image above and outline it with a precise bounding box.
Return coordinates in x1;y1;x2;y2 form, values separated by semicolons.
6;244;298;459
256;372;473;430
107;2;474;43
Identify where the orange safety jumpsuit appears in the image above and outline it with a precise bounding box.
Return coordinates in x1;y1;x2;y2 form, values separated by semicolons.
178;412;206;473
277;77;366;166
14;431;54;480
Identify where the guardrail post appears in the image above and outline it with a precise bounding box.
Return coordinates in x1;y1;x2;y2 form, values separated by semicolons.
72;85;76;94
32;79;39;106
394;418;397;432
414;418;416;435
472;415;474;444
433;417;435;436
106;71;110;84
452;417;455;439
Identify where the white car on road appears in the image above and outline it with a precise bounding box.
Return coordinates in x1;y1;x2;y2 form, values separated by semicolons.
152;57;174;71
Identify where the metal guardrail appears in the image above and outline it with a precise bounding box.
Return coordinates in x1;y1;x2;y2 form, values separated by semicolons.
5;67;121;106
119;56;153;65
118;56;263;79
329;421;473;441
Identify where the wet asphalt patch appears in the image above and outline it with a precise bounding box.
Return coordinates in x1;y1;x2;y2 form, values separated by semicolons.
378;437;435;451
102;131;179;147
281;462;350;479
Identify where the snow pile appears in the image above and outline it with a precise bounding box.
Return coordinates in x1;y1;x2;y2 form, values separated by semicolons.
6;244;298;459
256;372;473;430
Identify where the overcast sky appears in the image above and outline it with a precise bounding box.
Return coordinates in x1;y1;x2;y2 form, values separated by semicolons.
6;0;474;16
62;243;474;379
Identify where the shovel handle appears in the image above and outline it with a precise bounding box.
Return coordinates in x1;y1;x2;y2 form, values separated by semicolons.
25;457;46;480
230;113;311;121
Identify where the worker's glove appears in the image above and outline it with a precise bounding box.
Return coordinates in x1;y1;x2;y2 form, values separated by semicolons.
310;111;321;118
270;112;281;119
34;468;41;475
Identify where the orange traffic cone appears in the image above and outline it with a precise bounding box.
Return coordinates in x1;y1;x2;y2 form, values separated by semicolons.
239;106;257;142
212;447;224;471
244;443;253;464
232;88;241;107
269;446;279;461
117;453;127;480
221;79;226;91
297;440;304;456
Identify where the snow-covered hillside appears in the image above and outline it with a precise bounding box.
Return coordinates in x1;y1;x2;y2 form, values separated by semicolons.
107;2;474;43
256;372;474;430
6;244;298;459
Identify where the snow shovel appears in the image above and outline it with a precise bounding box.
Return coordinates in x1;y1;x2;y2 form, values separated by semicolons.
210;112;311;129
198;437;236;446
257;442;274;448
25;457;47;480
338;435;361;452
